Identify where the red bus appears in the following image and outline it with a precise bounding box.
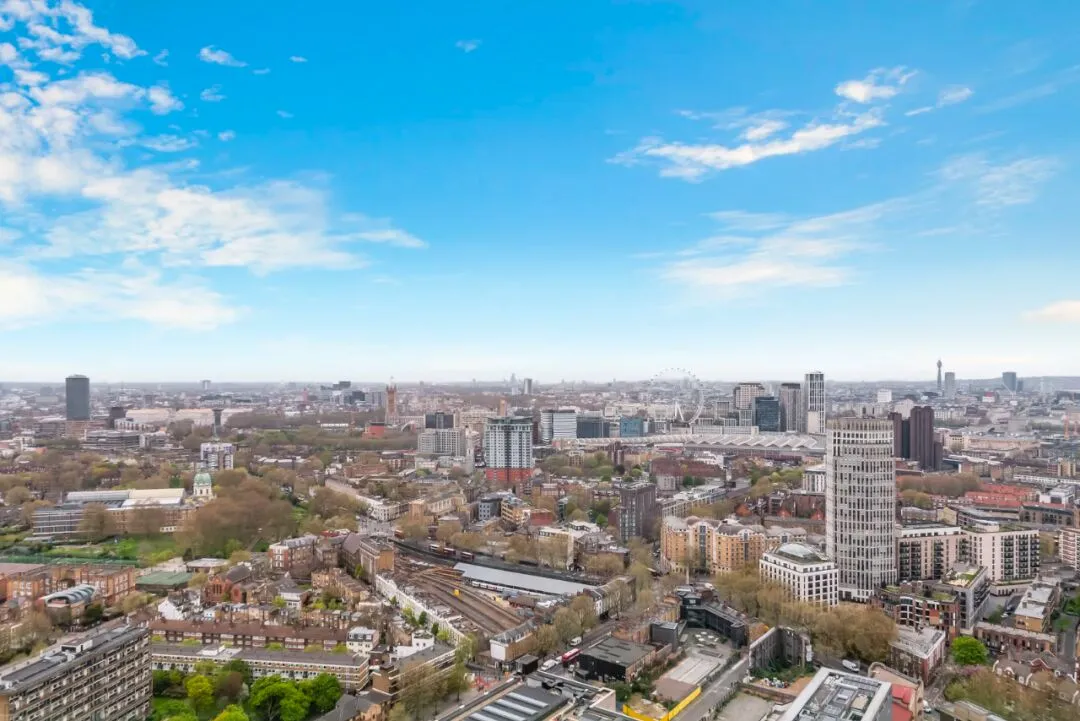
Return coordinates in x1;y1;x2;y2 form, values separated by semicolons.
561;648;580;665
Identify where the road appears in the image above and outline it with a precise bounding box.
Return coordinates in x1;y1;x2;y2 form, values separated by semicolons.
676;656;748;721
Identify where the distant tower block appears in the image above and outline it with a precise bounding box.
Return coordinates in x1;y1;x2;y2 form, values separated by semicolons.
201;379;211;392
936;360;943;393
386;382;398;422
212;408;223;436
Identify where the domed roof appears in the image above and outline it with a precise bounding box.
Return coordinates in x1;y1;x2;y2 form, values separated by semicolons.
773;542;827;563
194;469;212;485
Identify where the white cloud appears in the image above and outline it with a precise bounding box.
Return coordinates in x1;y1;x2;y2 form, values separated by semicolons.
200;85;225;102
142;134;197;152
835;66;915;103
198;45;246;67
619;69;902;180
939;86;973;106
147;84;183;114
0;0;143;63
353;228;428;249
741;119;788;142
0;260;240;330
0;1;426;330
659;200;895;296
289;55;307;63
252;68;270;75
615;111;883;180
152;49;168;66
939;154;1057;207
455;39;481;53
1026;301;1080;323
276;110;293;118
906;85;973;116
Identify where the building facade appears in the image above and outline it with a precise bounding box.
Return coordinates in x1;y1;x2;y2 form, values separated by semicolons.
540;409;577;442
963;523;1040;583
617;481;657;543
483;417;534;484
803;372;826;434
759;543;839;606
896;524;965;581
199;442;236;471
0;624;150;721
64;374;90;421
417;428;468;457
753;397;782;433
778;383;803;433
826;417;897;602
662;517;780;575
733;383;768;427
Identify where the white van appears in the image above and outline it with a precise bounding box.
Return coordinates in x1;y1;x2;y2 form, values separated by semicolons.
542;659;557;671
842;659;860;672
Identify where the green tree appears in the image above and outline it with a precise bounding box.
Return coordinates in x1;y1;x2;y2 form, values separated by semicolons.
211;706;250;721
301;673;342;714
952;636;989;666
533;624;560;655
221;658;253;687
185;674;215;715
250;676;311;721
553;607;582;644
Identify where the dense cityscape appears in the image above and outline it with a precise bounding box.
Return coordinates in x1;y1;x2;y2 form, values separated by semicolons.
3;1;1080;721
0;367;1076;721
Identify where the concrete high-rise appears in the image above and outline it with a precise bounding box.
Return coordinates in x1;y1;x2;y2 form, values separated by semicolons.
778;383;803;432
733;382;767;427
936;359;942;393
618;481;657;543
65;374;90;421
425;412;455;429
826;418;897;602
889;406;942;471
803;371;826;434
943;372;956;399
1002;371;1018;393
483;416;534;484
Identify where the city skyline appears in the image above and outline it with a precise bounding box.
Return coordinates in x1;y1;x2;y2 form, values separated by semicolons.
2;2;1080;381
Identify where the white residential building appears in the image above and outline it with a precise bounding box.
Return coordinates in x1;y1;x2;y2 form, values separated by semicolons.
759;543;839;607
802;464;826;494
417;428;468;457
964;522;1040;583
826;417;897;602
1060;527;1080;570
483;416;534;483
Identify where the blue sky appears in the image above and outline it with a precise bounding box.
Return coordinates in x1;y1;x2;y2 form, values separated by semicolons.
1;0;1079;383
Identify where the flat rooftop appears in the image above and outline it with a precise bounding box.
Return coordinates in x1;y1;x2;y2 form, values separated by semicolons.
778;668;892;721
464;683;566;721
582;638;652;668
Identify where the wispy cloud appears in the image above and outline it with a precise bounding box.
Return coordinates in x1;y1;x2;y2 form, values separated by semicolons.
1026;300;1080;323
835;66;915;103
152;49;169;66
660;201;899;296
938;154;1058;207
200;85;226;102
616;67;909;180
276;110;294;119
977;64;1080;112
455;39;481;53
218;130;236;142
353;229;428;249
614;112;883;180
198;45;246;67
906;85;974;116
289;55;307;63
252;68;271;75
142;134;197;152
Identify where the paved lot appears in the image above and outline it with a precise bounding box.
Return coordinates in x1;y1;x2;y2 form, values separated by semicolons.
716;693;773;721
665;651;722;685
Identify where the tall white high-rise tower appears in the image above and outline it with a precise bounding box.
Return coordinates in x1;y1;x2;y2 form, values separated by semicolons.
825;417;897;602
803;371;826;434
